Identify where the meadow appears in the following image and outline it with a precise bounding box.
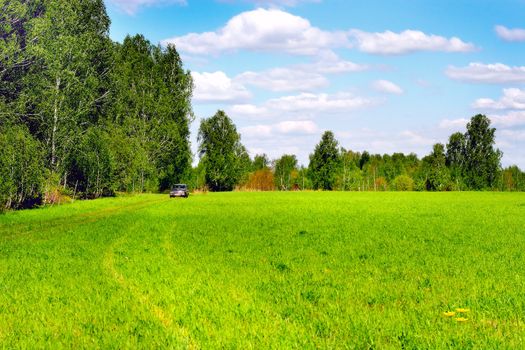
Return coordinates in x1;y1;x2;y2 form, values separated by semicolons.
0;192;524;348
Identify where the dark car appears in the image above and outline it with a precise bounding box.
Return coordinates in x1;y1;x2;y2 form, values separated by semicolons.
170;184;189;198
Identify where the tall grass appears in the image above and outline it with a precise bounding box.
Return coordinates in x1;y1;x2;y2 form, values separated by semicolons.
1;192;524;348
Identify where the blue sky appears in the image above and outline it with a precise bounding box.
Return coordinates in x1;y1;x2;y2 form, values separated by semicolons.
104;0;525;167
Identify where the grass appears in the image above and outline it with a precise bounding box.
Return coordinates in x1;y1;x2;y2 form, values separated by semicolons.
1;192;525;348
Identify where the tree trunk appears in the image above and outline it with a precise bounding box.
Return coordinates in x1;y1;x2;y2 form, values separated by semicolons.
51;75;61;169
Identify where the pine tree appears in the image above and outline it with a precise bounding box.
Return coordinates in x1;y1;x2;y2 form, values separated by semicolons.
308;131;340;190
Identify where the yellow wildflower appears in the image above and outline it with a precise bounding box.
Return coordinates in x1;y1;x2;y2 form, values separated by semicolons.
455;308;470;313
455;317;468;322
443;311;455;317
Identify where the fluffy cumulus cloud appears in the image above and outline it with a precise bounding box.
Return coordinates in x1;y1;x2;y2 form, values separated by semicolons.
349;29;476;55
473;88;525;110
495;25;525;42
191;71;251;103
163;8;350;55
107;0;186;15
164;9;475;57
446;63;525;84
372;80;404;94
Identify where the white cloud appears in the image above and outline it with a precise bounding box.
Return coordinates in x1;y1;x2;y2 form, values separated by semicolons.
439;112;525;130
275;120;318;133
221;0;321;6
191;71;251;103
163;8;350;56
266;92;374;113
236;68;328;92
229;92;375;120
349;29;476;55
495;25;525;42
107;0;186;15
240;120;318;138
240;124;274;138
164;9;476;57
446;63;525;84
230;104;268;117
473;88;525;110
438;118;469;130
234;52;367;92
500;129;525;141
372;80;403;94
297;51;368;74
491;111;525;127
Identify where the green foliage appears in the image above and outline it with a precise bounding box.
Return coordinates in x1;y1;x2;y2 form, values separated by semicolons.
0;125;44;210
308;131;341;190
498;166;525;192
0;0;521;213
105;126;150;193
420;144;451;191
359;151;370;170
20;0;112;172
0;1;45;105
198;110;248;191
253;154;270;171
1;192;525;347
109;35;193;192
392;174;414;191
1;2;193;207
273;154;298;190
67;127;114;198
463;115;502;190
336;149;361;190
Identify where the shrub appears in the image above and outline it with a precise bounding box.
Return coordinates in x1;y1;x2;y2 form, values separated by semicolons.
393;175;415;191
374;177;388;191
244;169;275;191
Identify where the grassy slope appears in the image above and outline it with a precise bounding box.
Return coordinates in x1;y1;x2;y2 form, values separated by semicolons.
1;192;524;348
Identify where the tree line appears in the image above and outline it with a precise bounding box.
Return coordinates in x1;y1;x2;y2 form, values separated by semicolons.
1;0;193;210
1;1;523;212
191;111;524;193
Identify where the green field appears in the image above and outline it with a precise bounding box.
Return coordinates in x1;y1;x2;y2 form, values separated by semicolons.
1;192;524;348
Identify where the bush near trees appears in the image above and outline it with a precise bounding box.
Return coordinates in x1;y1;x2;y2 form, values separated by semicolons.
393;175;415;191
244;169;275;191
